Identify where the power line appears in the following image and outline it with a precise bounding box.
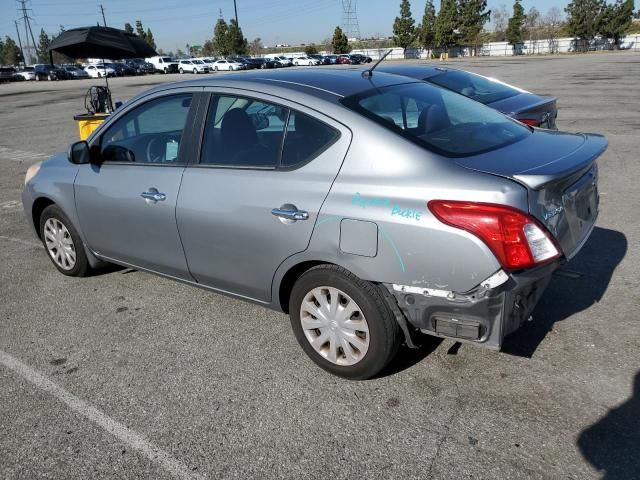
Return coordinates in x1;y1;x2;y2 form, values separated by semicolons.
342;0;360;40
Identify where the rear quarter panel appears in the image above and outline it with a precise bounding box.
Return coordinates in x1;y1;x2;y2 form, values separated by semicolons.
275;120;530;295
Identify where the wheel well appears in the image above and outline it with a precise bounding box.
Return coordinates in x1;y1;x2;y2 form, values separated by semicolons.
278;261;333;313
32;197;55;239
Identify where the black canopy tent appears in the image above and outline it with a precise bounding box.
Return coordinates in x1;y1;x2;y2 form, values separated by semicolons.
48;26;157;113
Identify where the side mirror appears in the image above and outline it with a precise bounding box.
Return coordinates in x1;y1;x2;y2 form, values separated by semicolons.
68;141;90;165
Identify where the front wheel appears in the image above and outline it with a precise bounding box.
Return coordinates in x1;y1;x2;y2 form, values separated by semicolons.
193;68;198;74
179;68;184;74
39;205;91;277
289;265;401;379
215;66;219;71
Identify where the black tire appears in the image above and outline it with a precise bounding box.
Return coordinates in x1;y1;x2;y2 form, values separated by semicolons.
289;265;401;380
179;68;184;74
39;205;91;277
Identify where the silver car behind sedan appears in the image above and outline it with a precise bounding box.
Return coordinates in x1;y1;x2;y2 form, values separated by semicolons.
22;69;606;379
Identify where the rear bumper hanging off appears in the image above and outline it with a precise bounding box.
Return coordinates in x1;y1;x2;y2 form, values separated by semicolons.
384;263;557;350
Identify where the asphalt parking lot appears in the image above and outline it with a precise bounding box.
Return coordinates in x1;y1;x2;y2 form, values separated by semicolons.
1;53;639;479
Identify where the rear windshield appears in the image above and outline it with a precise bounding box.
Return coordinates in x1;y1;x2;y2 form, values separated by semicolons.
428;70;521;105
342;82;530;157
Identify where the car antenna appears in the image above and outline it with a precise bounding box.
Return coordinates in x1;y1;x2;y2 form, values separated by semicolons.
361;49;393;79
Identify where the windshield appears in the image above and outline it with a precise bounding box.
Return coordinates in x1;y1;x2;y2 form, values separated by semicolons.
427;70;522;105
192;60;204;64
342;82;530;157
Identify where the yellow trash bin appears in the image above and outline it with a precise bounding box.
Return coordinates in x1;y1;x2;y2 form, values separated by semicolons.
73;113;109;141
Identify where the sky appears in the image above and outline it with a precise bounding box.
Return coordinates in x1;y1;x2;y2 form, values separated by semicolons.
1;0;571;52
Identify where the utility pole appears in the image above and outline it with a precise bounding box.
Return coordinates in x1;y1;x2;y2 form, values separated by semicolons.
233;0;238;25
17;0;38;64
14;20;25;65
100;4;107;27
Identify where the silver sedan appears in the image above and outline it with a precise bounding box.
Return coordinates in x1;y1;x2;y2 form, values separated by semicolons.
22;69;606;379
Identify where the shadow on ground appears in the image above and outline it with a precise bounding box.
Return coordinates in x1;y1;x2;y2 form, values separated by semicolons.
577;371;640;479
502;226;627;358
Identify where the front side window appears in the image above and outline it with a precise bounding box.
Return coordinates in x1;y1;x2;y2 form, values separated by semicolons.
100;94;192;164
342;82;530;157
200;95;288;167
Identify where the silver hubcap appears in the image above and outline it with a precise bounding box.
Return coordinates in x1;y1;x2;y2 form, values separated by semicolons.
44;218;76;270
300;287;370;366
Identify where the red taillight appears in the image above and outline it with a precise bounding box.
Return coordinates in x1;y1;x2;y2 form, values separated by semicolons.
519;118;540;127
427;200;560;270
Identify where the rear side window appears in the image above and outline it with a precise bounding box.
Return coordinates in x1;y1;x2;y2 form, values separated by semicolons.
428;70;521;105
342;82;530;157
200;95;288;167
281;111;339;167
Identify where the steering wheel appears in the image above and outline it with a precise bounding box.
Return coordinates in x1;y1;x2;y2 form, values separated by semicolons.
145;137;164;163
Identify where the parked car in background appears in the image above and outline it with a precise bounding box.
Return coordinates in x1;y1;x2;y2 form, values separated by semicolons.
63;65;90;79
265;55;293;67
0;66;16;82
324;55;339;64
23;69;606;379
211;59;244;71
33;64;70;81
124;58;155;75
247;58;276;69
309;54;330;65
14;66;35;81
146;56;179;74
378;65;558;129
228;57;256;70
337;55;360;65
178;59;210;74
84;64;116;78
293;56;319;66
351;53;373;64
109;62;136;77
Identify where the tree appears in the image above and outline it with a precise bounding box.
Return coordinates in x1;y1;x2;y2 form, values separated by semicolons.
525;6;541;52
435;0;459;51
135;20;145;38
303;44;318;55
541;6;564;51
213;18;230;56
331;26;350;53
37;28;50;62
227;19;248;55
599;0;634;48
419;0;437;53
506;0;526;49
249;37;263;56
565;0;606;51
124;23;134;34
145;28;156;50
2;36;23;66
459;0;491;54
393;0;416;57
492;3;509;41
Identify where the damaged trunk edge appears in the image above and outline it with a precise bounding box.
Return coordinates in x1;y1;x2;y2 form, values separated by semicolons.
383;263;557;349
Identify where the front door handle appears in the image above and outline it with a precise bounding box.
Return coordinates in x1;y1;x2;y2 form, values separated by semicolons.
271;208;309;221
141;191;166;202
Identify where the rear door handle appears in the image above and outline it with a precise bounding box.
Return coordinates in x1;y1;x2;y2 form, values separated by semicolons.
141;191;166;202
271;208;309;221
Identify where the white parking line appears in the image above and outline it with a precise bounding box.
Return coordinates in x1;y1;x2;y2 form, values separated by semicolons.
0;350;201;480
0;146;48;163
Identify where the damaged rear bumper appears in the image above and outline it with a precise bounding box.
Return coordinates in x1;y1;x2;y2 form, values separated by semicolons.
385;263;558;350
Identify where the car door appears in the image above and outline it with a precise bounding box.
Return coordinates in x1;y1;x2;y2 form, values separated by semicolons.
176;91;351;302
75;91;199;279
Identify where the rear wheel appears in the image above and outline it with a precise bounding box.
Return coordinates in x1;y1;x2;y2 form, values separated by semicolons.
289;265;401;379
39;205;91;277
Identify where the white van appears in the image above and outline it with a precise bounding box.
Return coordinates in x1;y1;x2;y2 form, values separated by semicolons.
145;56;179;74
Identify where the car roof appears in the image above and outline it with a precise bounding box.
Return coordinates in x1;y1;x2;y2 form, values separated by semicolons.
376;63;456;80
138;68;417;101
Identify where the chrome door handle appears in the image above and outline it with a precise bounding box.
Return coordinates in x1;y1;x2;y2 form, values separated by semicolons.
141;191;166;202
271;208;309;221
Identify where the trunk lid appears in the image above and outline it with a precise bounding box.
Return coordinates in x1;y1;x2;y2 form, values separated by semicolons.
488;93;558;129
456;130;608;259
